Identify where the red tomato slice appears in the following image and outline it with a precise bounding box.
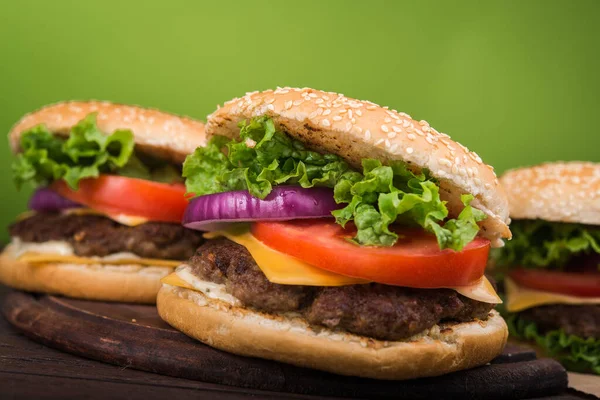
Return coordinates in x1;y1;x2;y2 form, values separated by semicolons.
251;220;490;288
51;175;188;223
509;268;600;298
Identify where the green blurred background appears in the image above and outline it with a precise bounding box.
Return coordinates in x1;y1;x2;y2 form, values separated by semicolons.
0;0;598;241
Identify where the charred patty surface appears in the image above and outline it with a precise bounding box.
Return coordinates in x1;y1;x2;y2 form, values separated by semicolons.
188;238;495;341
519;304;600;339
10;213;204;260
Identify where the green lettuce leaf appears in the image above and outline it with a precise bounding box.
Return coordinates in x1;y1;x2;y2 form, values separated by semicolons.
117;154;183;183
508;314;600;374
183;116;485;250
12;114;134;190
493;220;600;269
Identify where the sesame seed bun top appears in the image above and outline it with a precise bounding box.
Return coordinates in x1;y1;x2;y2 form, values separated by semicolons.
500;162;600;225
9;101;206;164
206;87;511;246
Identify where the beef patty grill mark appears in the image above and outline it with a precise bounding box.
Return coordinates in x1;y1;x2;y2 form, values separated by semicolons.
187;238;495;341
10;213;204;260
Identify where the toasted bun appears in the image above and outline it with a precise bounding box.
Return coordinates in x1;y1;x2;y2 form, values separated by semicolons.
0;250;171;304
157;285;508;380
9;101;206;164
500;162;600;225
206;88;510;246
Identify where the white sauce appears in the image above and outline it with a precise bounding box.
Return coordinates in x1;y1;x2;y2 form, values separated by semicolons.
175;265;241;306
9;238;74;258
9;238;145;263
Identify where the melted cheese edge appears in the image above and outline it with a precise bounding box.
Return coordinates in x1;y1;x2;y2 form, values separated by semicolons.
63;208;150;226
172;228;501;304
6;239;180;268
505;277;600;312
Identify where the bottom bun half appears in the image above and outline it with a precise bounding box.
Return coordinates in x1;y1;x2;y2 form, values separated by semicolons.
0;251;172;304
157;285;508;380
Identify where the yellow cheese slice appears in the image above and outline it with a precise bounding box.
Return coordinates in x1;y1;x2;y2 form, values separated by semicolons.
505;277;600;312
204;229;368;286
64;208;150;227
453;277;502;304
161;272;196;289
17;209;150;227
17;253;180;268
203;227;501;303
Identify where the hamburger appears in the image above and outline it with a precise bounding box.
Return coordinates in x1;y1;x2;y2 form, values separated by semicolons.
157;88;511;379
495;162;600;374
0;101;206;303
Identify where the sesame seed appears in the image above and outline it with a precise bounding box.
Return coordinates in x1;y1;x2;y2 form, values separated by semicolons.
365;130;372;140
308;93;318;98
406;147;414;154
385;139;391;147
381;125;389;133
315;98;324;104
439;158;452;167
374;138;384;145
322;109;331;116
366;105;377;110
348;109;353;119
384;117;392;123
407;133;416;140
322;119;331;127
333;116;342;121
265;97;275;104
293;99;304;106
266;104;275;111
388;131;396;138
284;100;293;110
392;126;402;133
355;109;362;116
345;122;352;131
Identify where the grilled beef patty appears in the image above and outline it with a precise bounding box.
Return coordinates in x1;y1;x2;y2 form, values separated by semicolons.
9;213;204;260
186;238;495;341
519;305;600;339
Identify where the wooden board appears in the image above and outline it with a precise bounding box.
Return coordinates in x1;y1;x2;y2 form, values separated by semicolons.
1;289;573;399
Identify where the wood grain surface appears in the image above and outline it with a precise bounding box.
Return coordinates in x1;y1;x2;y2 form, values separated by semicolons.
0;285;596;400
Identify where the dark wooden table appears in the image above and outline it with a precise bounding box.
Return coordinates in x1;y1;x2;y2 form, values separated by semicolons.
0;284;334;400
1;284;597;400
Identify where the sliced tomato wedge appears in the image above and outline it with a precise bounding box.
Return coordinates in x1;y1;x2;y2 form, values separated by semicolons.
251;220;490;288
509;268;600;298
51;175;188;223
